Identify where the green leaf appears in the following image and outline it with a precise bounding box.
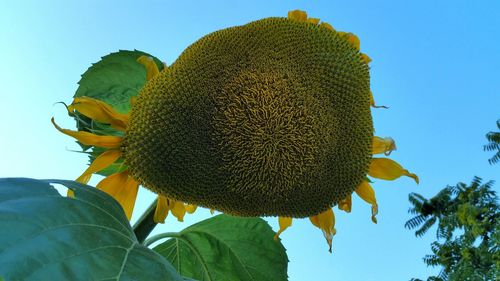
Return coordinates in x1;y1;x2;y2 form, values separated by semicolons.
73;50;165;176
0;178;183;281
75;49;164;113
153;215;288;281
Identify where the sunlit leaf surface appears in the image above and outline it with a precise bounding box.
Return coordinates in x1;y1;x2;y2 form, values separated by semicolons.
0;178;183;281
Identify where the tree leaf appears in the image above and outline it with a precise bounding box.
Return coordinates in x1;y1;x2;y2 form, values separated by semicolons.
153;214;288;281
73;50;165;176
0;178;183;281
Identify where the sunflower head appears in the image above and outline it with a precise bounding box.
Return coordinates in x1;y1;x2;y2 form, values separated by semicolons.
122;11;373;217
53;10;418;252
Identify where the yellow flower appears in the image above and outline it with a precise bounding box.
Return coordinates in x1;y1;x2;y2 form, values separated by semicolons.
53;10;418;252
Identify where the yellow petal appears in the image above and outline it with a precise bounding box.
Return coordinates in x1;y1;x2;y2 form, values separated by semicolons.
361;53;372;64
372;136;397;156
169;200;186;222
52;117;122;148
287;10;307;22
309;208;336;253
369;158;419;184
345;33;360;50
96;172;139;220
338;194;352;213
370;91;388;109
320;22;335;31
137;55;160;81
67;189;75;198
355;181;378;223
75;150;121;184
307;18;320;25
154;195;169;223
274;217;293;240
185;204;197;214
69;97;129;131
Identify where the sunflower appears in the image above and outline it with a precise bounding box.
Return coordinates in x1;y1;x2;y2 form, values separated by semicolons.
53;10;418;252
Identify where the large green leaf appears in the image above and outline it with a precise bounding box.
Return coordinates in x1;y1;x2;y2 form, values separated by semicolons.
0;178;183;281
73;50;165;176
153;215;289;281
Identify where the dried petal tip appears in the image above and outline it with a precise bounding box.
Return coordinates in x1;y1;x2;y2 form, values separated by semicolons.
370;91;388;109
355;181;378;223
373;136;397;156
310;208;336;253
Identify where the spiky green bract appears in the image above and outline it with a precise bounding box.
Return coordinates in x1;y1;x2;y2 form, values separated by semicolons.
124;17;372;217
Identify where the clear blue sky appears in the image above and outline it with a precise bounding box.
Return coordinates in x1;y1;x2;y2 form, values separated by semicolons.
0;1;498;280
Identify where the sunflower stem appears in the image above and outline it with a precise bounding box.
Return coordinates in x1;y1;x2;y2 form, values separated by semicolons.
132;198;158;243
143;232;180;247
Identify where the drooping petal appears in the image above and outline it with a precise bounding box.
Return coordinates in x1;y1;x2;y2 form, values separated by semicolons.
137;55;160;81
287;10;308;22
154;195;169;223
274;217;293;240
338;194;352;213
75;150;122;184
320;22;335;31
309;208;336;253
52;117;122;148
169;200;187;222
69;97;129;131
185;204;197;214
369;158;419;184
372;136;397;156
370;91;388;109
355;181;378;223
96;171;139;220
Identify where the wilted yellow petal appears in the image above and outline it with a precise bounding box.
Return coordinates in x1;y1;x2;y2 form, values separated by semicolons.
370;91;388;109
69;97;129;131
355;181;378;223
372;136;397;156
75;150;121;184
369;158;419;184
320;22;335;31
338;194;352;213
52;117;122;148
154;195;169;223
137;55;160;81
288;10;307;22
97;172;139;220
274;217;293;240
309;208;336;253
307;18;320;25
169;200;186;222
185;204;197;214
361;53;372;64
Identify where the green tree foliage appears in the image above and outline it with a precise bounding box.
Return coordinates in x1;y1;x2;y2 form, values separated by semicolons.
406;177;499;281
484;119;500;165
